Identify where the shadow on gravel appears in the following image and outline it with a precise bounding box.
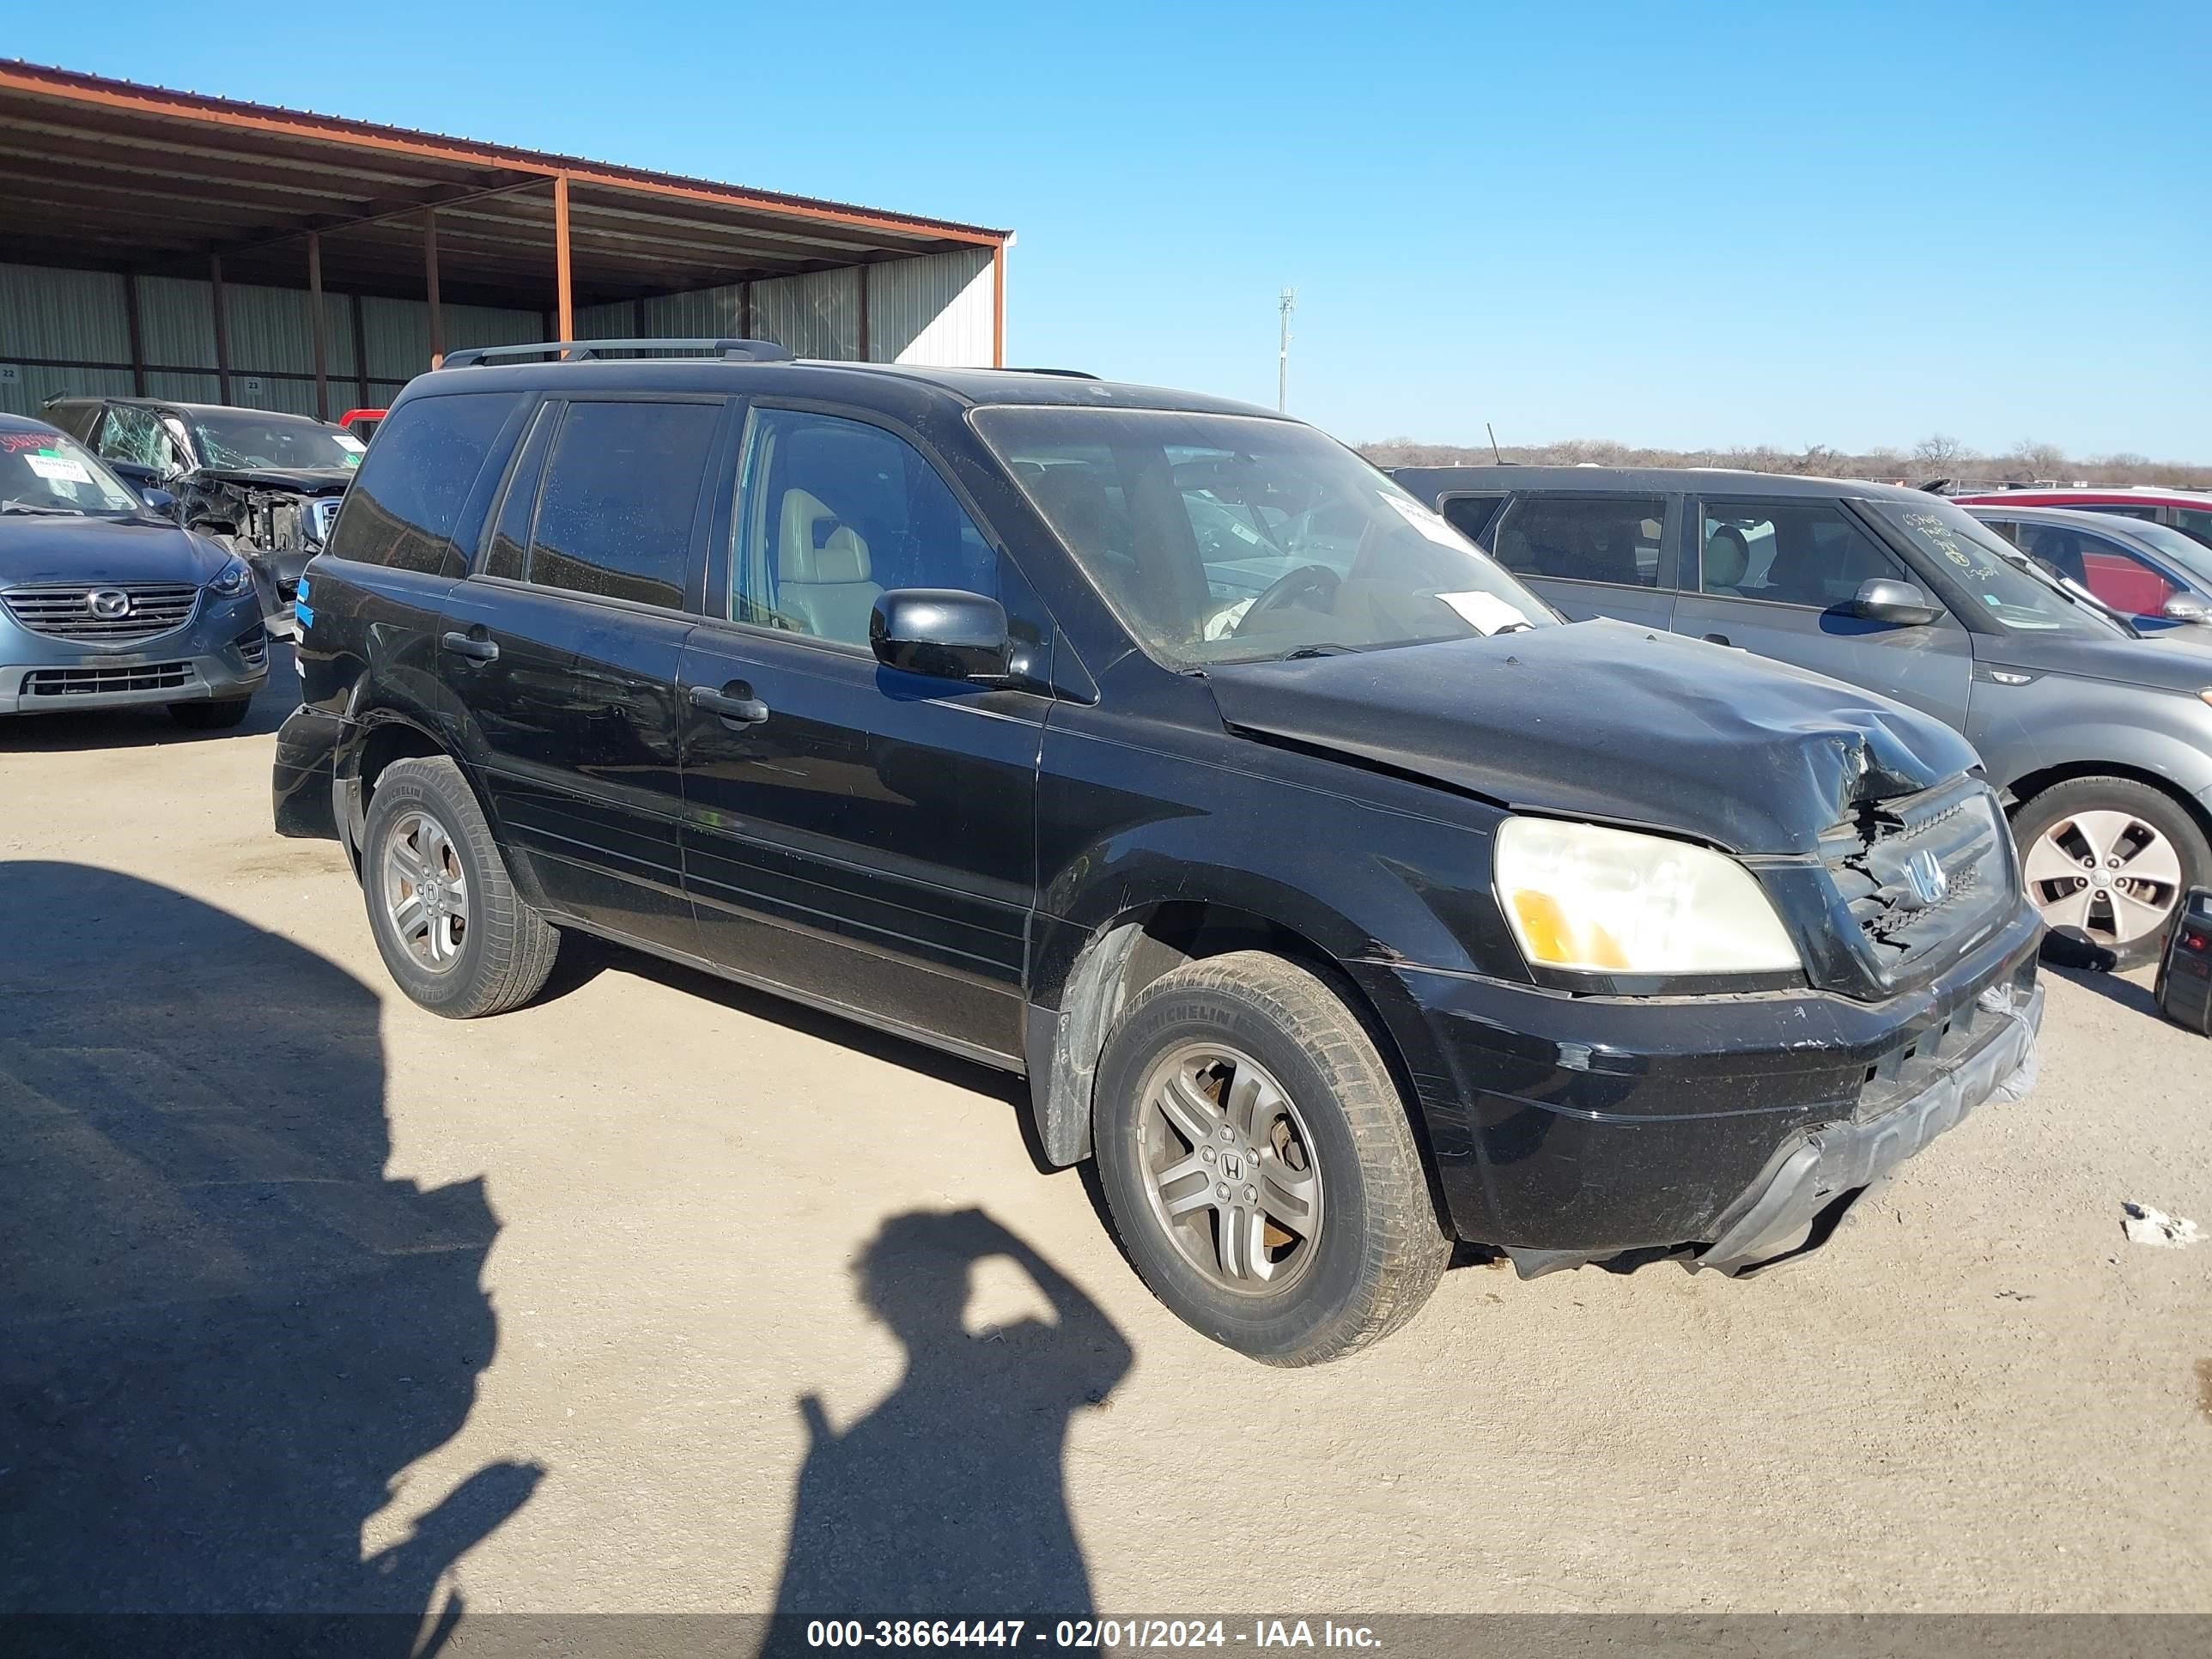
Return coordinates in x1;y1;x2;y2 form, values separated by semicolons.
539;932;1042;1151
0;861;537;1650
2045;962;2165;1019
763;1209;1131;1653
0;641;298;750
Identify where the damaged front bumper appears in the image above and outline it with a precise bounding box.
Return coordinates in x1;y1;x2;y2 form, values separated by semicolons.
1691;975;2041;1275
1358;896;2044;1273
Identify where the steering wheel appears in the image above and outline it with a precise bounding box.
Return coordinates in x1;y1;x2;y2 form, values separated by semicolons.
1232;562;1341;636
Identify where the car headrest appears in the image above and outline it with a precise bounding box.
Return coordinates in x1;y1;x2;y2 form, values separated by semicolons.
1704;525;1751;588
778;487;872;585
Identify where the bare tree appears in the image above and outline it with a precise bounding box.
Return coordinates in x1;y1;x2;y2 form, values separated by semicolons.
1357;434;2209;489
2003;440;2069;482
1911;434;1973;472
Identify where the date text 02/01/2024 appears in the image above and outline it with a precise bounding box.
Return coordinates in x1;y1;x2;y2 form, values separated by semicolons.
803;1620;1381;1649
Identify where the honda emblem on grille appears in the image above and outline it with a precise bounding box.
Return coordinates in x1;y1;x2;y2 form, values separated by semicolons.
85;588;131;620
1903;848;1950;909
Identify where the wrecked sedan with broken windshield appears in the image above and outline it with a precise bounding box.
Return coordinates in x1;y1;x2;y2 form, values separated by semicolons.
276;361;2041;1364
43;396;360;634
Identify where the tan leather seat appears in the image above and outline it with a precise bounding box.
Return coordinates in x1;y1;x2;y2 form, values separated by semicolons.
777;487;882;645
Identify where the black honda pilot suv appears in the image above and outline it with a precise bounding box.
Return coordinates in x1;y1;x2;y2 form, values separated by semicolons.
273;340;2044;1364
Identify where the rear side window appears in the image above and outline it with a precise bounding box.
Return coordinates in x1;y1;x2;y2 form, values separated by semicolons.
325;392;518;575
1492;494;1666;587
526;400;721;610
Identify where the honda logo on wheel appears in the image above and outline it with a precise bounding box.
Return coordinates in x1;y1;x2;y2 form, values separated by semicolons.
86;588;131;620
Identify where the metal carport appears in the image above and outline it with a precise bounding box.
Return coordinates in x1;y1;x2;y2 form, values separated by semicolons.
0;61;1009;419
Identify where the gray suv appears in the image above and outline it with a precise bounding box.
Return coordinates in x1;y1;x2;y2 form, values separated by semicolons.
1394;465;2212;968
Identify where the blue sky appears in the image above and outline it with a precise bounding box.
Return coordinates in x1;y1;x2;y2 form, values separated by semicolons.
15;1;2209;457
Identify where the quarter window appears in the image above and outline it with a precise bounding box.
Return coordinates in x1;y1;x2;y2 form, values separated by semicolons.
325;392;519;575
1698;501;1902;606
481;404;556;582
1437;494;1508;545
527;401;721;610
1491;495;1666;587
732;408;997;647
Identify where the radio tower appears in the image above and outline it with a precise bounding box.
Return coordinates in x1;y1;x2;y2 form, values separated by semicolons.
1277;288;1296;413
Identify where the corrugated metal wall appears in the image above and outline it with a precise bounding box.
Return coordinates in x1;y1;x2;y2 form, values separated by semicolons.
0;261;539;420
870;248;994;366
0;245;995;420
577;250;992;365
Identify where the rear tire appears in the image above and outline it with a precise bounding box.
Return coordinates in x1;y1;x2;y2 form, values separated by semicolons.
361;756;559;1018
169;696;252;730
1092;951;1449;1365
2012;775;2209;970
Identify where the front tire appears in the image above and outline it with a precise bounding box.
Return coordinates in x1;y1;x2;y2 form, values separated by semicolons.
361;756;559;1018
1092;951;1449;1366
2013;776;2209;970
169;696;253;730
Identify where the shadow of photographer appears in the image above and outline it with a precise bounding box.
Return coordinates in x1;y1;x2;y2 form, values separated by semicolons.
765;1208;1132;1650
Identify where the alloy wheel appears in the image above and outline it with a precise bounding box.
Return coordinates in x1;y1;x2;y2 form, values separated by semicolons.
380;809;471;972
1135;1042;1324;1295
2022;807;2183;949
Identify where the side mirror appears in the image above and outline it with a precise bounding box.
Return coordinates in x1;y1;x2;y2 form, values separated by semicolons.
137;487;178;520
2160;592;2211;625
1850;577;1943;627
870;588;1012;683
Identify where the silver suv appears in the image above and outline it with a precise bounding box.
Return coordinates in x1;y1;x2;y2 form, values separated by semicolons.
1395;465;2212;968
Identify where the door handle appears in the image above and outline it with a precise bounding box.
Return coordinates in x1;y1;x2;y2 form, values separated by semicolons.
441;629;500;663
690;682;770;726
1702;632;1731;647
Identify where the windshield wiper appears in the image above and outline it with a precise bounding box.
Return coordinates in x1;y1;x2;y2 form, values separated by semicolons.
1282;643;1363;659
1;499;82;516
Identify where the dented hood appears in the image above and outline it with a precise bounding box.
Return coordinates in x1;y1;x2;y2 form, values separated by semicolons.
1205;619;1979;855
191;465;353;495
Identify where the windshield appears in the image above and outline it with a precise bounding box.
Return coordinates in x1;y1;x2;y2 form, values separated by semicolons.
186;410;365;472
1869;499;2122;635
0;428;145;516
972;407;1553;666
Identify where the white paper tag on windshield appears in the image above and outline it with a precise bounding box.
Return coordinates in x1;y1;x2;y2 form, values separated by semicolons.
26;453;91;484
1381;491;1471;549
1439;590;1534;635
333;433;367;453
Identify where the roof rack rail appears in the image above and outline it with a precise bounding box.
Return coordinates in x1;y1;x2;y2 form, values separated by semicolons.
1000;366;1098;379
441;337;795;368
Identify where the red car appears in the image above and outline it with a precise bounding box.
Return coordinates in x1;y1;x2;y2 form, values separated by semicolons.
1949;486;2212;551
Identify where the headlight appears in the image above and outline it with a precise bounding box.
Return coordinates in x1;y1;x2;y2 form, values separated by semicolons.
207;556;254;597
1495;817;1802;976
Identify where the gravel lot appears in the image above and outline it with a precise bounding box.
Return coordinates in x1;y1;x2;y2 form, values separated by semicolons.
3;648;2209;1620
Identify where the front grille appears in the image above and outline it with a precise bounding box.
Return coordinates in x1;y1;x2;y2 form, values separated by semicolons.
234;624;269;670
24;661;192;697
1820;779;2014;981
3;582;200;644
